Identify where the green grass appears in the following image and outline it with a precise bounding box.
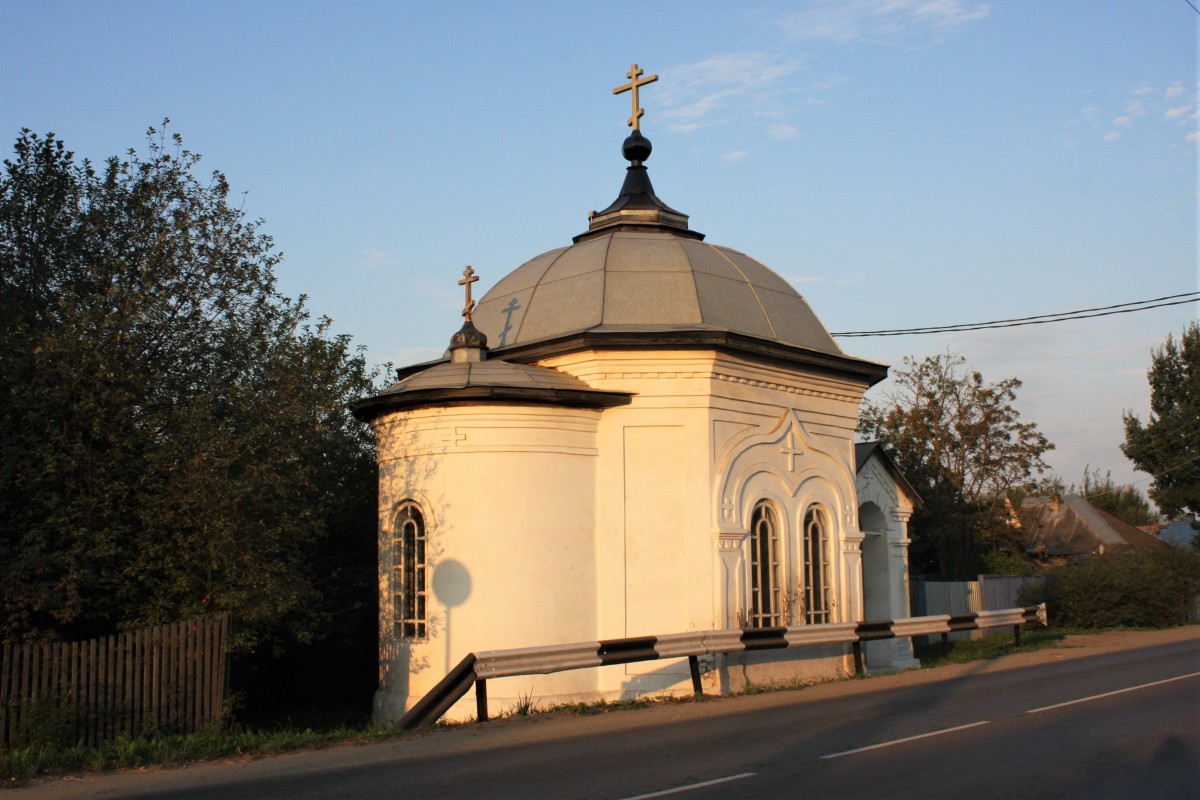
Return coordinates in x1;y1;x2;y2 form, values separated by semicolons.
511;689;539;717
912;626;1075;667
2;723;399;785
543;693;678;717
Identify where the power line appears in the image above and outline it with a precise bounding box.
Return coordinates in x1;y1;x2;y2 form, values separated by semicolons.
831;292;1199;337
1114;450;1200;499
1186;0;1200;16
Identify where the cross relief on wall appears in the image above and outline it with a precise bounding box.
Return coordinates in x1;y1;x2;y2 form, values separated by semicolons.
780;430;804;472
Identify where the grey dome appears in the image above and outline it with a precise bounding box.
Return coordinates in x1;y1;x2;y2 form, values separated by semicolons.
471;230;842;355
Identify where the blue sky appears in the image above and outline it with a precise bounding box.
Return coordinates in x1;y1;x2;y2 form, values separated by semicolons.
2;1;1196;498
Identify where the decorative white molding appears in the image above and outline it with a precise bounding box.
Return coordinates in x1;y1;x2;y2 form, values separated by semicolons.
565;367;861;404
713;372;860;403
593;371;709;381
715;532;747;551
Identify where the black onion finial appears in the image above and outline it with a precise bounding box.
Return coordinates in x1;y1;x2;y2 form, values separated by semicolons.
622;130;653;165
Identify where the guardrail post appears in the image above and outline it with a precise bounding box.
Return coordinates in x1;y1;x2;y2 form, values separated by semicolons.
1013;624;1022;648
851;641;863;675
688;655;702;696
940;632;949;657
397;654;479;730
475;679;488;722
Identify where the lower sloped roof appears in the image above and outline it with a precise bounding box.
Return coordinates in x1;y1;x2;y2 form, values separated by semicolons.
1019;495;1167;556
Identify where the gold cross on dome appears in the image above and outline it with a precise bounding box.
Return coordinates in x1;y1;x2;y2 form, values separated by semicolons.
613;63;658;131
458;265;479;322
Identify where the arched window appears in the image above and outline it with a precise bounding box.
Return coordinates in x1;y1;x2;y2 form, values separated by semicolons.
394;502;427;639
802;506;831;624
748;501;783;628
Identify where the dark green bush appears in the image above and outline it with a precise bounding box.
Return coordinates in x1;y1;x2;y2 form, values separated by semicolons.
1021;549;1200;628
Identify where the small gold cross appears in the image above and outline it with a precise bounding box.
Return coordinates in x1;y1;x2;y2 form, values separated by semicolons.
613;63;658;131
458;265;479;322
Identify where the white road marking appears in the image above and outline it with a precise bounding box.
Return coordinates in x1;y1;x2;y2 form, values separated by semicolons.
820;720;991;759
1026;671;1200;714
619;772;757;799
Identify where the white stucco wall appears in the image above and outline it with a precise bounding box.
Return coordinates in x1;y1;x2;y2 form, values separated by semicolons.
372;404;604;722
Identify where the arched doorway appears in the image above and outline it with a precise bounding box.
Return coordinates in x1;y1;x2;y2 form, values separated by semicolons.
859;501;893;670
859;501;889;621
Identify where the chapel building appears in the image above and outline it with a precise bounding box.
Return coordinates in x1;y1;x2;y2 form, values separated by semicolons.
353;67;919;723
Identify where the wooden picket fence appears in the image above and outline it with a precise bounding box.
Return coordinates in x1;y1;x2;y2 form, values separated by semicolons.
0;613;230;751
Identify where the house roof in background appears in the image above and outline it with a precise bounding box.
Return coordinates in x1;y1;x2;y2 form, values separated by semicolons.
1019;494;1167;557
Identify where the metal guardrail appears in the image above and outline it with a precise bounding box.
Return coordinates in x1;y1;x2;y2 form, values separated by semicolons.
396;604;1048;730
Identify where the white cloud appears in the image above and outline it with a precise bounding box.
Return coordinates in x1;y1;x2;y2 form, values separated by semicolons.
1082;81;1197;143
769;123;800;139
778;0;990;45
1188;131;1200;143
808;75;855;93
660;53;804;132
1123;98;1147;117
721;150;749;161
360;247;399;270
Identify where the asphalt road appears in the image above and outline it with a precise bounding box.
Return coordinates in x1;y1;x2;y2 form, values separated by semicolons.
16;627;1200;800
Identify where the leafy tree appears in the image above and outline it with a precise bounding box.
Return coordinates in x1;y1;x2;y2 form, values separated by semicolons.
0;124;380;654
1122;323;1200;518
981;549;1034;576
1071;466;1155;526
860;352;1053;578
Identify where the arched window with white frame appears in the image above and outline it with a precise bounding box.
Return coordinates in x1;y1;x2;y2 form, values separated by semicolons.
394;501;427;639
748;501;783;628
802;505;831;624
